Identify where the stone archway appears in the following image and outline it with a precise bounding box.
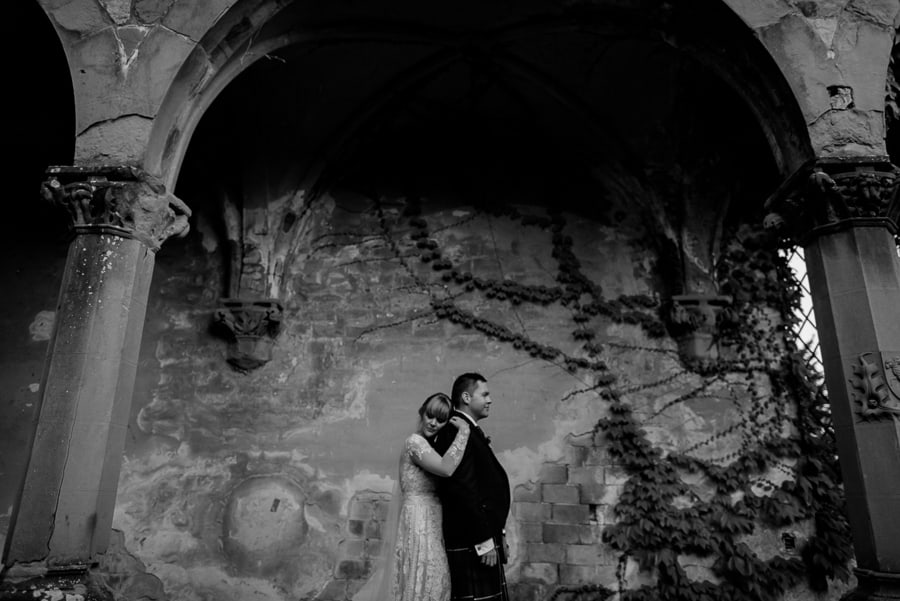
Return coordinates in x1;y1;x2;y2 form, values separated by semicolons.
17;1;892;600
145;0;813;190
117;2;842;600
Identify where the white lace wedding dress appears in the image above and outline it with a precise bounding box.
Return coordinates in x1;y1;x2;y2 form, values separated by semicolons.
355;428;468;601
391;430;472;600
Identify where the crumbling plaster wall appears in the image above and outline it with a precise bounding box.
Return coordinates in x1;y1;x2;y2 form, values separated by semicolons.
0;166;839;600
7;1;887;599
724;0;900;156
85;179;816;600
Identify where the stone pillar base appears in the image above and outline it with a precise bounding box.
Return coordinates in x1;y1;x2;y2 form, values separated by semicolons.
0;566;101;601
1;529;167;601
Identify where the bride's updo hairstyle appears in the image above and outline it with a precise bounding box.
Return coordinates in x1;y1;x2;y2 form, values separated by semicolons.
418;392;452;423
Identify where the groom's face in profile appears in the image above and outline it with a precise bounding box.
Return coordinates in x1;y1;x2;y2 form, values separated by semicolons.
464;381;492;421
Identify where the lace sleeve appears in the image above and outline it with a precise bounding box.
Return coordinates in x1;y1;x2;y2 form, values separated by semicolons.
406;434;433;461
442;424;470;472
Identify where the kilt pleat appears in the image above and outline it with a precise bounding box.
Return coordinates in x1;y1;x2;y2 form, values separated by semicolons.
446;547;508;601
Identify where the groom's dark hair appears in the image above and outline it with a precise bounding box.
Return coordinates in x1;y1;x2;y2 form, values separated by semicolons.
451;372;487;408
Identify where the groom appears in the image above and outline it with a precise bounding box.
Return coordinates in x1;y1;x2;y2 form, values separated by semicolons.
431;372;511;601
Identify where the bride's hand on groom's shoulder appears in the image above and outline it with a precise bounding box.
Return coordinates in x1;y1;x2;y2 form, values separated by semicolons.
449;416;469;431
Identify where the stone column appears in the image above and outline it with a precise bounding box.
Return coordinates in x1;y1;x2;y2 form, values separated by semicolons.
2;166;190;577
765;157;900;600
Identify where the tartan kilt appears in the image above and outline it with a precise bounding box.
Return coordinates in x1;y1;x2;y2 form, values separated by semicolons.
446;546;509;601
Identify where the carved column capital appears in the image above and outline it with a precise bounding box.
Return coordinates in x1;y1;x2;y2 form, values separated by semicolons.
763;157;899;246
213;299;284;371
41;165;191;251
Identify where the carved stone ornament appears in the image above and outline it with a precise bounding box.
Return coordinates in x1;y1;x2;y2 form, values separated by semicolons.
668;293;732;362
885;356;900;401
763;157;900;246
213;299;284;371
41;165;191;251
848;352;900;421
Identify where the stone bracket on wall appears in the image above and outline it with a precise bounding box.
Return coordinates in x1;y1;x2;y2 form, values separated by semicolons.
213;298;284;371
211;190;327;372
667;293;733;364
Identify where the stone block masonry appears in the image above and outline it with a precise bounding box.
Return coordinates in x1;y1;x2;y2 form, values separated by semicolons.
539;463;569;484
319;492;391;600
330;462;618;600
542;484;580;504
512;460;621;599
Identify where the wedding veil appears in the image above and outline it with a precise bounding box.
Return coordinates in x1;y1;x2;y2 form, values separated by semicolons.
353;398;452;601
352;453;403;601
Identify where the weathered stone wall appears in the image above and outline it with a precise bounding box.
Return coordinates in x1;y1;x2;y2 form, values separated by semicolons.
8;1;891;599
37;0;227;165
0;166;847;601
110;194;645;599
34;0;899;174
19;187;820;600
724;0;900;157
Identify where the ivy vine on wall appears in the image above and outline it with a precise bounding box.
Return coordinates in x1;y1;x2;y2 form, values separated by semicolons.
590;225;851;600
367;196;851;601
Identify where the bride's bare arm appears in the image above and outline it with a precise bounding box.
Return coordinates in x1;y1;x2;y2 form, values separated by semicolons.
410;420;470;477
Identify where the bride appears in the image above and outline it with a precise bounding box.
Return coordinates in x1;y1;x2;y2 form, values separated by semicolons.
356;392;470;601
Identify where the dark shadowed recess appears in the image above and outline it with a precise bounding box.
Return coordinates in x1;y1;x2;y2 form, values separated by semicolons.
0;0;74;535
4;0;74;249
175;0;785;247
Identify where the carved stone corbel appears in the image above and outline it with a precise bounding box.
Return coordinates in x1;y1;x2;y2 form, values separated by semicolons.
213;299;284;372
668;294;733;363
211;187;325;371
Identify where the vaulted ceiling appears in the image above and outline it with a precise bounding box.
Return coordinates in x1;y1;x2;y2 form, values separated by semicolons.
177;0;783;229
